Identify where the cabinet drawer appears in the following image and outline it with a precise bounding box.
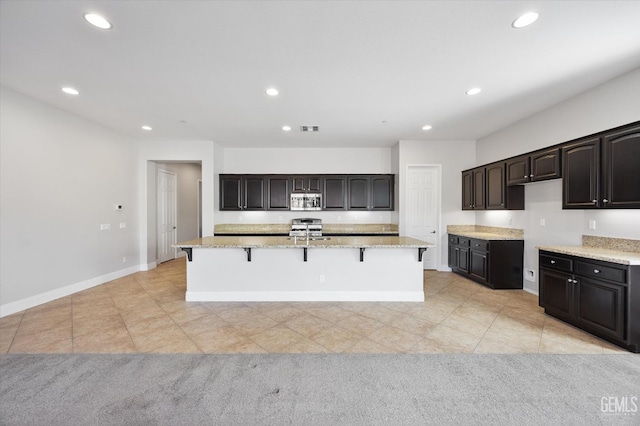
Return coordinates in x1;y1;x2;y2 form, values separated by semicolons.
575;261;626;284
458;238;470;247
470;240;489;252
540;254;573;272
449;235;459;245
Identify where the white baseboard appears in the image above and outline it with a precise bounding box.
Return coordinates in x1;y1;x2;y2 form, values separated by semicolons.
0;264;144;318
186;291;425;302
437;264;453;272
140;261;157;271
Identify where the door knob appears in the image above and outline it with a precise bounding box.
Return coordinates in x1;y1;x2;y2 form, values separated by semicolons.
431;231;436;234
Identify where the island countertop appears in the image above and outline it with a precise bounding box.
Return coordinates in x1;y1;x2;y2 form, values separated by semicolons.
174;235;433;249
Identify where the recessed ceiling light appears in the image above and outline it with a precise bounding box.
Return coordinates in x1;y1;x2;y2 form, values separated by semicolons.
512;12;539;29
466;87;482;96
61;87;79;95
141;125;152;131
265;88;279;96
422;125;432;131
84;13;112;30
282;125;292;131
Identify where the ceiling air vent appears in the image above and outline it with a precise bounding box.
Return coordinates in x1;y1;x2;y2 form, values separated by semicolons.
300;125;319;132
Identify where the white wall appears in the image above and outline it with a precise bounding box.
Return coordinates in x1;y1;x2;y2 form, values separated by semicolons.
0;87;140;313
476;67;640;294
397;140;477;270
138;140;215;269
217;147;395;225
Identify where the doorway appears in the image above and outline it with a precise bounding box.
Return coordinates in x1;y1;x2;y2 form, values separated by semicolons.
406;165;441;270
157;169;177;263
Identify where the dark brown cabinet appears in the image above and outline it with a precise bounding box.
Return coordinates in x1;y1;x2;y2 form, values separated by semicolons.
347;175;394;210
266;176;290;210
292;176;321;192
506;147;561;185
448;234;523;289
323;176;347;210
220;175;265;210
563;122;640;209
602;123;640;208
539;250;638;352
462;168;485;210
463;163;523;210
562;137;600;209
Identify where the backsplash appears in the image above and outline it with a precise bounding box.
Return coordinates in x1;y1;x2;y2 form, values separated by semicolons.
582;235;640;253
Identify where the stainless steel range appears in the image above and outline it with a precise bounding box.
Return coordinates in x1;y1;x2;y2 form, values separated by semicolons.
290;218;323;238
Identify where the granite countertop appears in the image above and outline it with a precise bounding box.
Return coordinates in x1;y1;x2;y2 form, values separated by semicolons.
448;231;523;241
174;235;433;249
447;225;524;241
537;245;640;266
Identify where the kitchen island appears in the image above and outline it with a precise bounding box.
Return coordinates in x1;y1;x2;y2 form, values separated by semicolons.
174;236;433;302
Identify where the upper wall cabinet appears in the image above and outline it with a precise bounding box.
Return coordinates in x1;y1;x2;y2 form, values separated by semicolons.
219;174;394;211
506;147;561;186
292;176;321;192
602;123;640;208
220;175;265;210
462;164;523;210
462;167;485;210
563;122;640;209
347;175;394;210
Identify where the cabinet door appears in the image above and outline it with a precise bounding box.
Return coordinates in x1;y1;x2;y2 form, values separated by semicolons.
473;168;486;209
562;137;600;209
462;170;474;210
292;177;306;192
602;123;640;208
539;268;573;320
267;176;290;210
243;176;265;210
448;244;458;269
506;155;530;185
371;175;393;210
308;177;322;192
469;249;489;283
458;247;469;273
575;277;625;341
220;175;242;210
485;163;506;210
348;176;370;210
531;147;561;182
323;176;347;210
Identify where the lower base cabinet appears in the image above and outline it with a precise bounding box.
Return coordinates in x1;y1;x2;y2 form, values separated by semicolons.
448;235;523;289
539;250;639;353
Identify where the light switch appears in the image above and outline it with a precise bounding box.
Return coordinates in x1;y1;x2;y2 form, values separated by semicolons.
119;222;127;229
540;219;546;226
100;224;111;231
588;220;596;230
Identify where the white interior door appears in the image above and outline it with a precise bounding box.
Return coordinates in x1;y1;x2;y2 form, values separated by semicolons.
406;165;440;270
157;169;177;263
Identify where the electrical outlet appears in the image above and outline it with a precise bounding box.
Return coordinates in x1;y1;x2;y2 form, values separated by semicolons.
122;256;127;263
119;222;127;229
524;269;535;282
588;220;596;230
100;224;111;231
319;274;325;283
540;218;546;226
337;216;341;221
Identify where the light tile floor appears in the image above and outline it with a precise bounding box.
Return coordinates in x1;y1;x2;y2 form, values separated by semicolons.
0;259;627;354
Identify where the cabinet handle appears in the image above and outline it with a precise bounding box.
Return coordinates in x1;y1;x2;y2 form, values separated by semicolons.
550;260;556;264
594;269;600;274
573;279;578;284
603;199;609;203
592;199;597;204
567;278;572;283
530;174;534;178
524;175;528;179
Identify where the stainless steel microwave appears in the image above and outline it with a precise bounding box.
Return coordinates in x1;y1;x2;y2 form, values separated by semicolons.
290;193;322;211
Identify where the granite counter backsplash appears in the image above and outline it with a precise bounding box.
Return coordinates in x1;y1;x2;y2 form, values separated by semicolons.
214;223;399;235
537;235;640;265
582;235;640;253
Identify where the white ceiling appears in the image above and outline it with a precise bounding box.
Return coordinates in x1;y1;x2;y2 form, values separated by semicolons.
2;1;640;148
